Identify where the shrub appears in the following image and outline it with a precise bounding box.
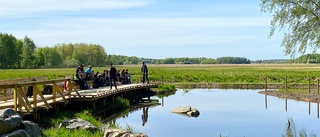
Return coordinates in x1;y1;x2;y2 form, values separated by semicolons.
113;97;130;112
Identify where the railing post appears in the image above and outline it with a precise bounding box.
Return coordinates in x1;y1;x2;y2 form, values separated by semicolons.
53;81;57;102
13;86;17;111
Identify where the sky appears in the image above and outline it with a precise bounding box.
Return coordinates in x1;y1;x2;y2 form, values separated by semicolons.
0;0;291;60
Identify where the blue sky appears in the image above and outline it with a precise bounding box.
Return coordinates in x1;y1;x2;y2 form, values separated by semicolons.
0;0;290;60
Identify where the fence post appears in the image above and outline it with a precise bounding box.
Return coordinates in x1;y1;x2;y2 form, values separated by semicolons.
265;76;267;91
162;75;164;85
284;76;287;92
317;79;319;95
308;77;310;93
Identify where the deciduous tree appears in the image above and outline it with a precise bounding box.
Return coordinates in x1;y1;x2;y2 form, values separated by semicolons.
261;0;320;57
21;36;36;68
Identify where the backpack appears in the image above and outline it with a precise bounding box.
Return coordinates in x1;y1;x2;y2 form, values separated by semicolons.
42;85;53;95
93;83;99;88
80;80;89;90
26;86;33;97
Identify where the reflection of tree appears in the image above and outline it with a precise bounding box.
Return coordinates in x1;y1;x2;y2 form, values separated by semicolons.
282;118;316;137
182;88;191;94
103;103;159;125
141;107;149;126
156;90;176;98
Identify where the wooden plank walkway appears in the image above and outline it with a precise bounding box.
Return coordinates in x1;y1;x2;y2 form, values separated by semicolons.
0;78;159;117
70;83;158;101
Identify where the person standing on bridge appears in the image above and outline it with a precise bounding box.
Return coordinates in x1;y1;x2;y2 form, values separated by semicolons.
141;61;149;84
109;63;117;90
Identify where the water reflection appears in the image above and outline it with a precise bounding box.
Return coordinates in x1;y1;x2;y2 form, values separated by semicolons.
103;102;159;125
107;89;320;137
283;118;317;137
264;93;320;118
141;107;149;126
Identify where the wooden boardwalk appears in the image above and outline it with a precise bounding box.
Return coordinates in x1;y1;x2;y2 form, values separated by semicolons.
0;78;158;119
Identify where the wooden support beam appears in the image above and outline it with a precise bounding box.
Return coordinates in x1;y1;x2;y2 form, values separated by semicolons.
53;83;67;102
13;85;17;111
92;101;96;110
52;81;57;102
103;97;106;107
16;86;32;113
33;84;50;108
33;108;38;120
68;80;81;98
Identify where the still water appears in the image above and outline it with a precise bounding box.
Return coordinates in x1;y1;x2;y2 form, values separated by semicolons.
112;89;320;137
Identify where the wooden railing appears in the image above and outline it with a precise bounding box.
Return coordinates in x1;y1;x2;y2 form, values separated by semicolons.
0;78;81;113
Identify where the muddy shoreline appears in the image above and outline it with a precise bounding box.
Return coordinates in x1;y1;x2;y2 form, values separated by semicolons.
175;83;320;103
258;90;320;103
175;82;317;89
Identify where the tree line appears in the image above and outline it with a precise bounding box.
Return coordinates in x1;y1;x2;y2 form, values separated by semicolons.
0;33;256;68
0;33;108;68
4;32;319;69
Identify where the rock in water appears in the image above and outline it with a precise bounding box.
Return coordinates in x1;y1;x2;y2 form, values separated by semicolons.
172;106;200;117
171;106;192;113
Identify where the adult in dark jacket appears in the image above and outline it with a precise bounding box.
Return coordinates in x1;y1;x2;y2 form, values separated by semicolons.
109;63;117;90
141;61;149;84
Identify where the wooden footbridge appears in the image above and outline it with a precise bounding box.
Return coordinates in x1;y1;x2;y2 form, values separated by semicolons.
0;78;158;119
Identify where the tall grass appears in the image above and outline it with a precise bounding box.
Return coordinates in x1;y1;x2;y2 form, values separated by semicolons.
113;97;130;112
41;110;102;137
2;64;320;85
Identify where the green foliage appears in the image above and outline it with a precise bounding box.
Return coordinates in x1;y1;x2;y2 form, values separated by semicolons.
157;84;176;91
75;110;101;128
113;97;130;112
252;59;292;64
104;122;137;134
125;124;136;133
295;54;320;63
106;122;120;129
3;64;320;86
43;127;101;137
282;118;317;137
0;33;19;68
216;57;251;64
41;110;102;137
201;58;217;64
261;0;320;58
21;35;36;68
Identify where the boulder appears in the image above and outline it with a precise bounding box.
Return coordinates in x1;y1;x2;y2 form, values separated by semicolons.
103;128;148;137
0;109;22;135
171;106;192;113
59;118;98;132
1;129;30;137
20;121;43;137
103;128;130;137
171;106;200;117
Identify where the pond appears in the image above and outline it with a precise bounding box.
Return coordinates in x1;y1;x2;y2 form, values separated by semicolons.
109;89;320;137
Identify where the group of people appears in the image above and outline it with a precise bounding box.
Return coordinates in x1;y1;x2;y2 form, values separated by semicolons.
73;61;149;90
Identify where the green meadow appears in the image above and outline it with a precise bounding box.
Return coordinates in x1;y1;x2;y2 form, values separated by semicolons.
2;64;320;85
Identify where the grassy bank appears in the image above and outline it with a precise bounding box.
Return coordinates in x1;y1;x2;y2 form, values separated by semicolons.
2;64;320;85
41;97;132;137
41;110;103;137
